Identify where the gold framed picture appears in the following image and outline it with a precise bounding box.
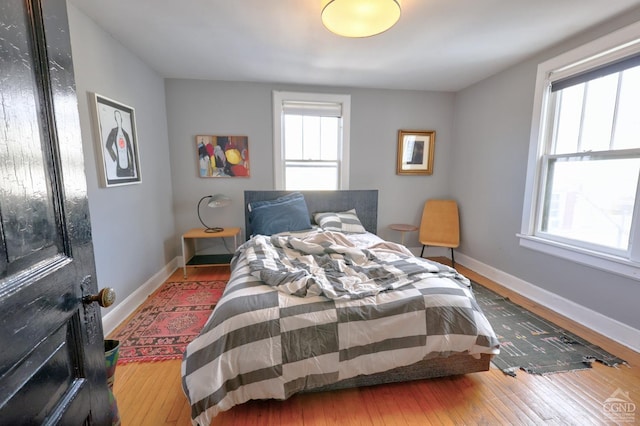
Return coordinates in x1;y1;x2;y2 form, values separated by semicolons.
396;130;435;175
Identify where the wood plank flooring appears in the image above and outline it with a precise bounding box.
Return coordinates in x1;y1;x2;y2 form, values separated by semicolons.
109;261;640;425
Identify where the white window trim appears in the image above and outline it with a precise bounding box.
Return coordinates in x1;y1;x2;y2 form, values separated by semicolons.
520;21;640;281
272;91;351;190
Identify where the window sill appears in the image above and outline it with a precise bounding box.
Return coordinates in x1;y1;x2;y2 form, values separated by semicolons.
517;234;640;281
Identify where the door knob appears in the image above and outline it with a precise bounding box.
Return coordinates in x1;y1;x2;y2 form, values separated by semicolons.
83;287;116;308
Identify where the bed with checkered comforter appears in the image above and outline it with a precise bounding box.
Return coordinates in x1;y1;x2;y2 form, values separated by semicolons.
181;231;500;425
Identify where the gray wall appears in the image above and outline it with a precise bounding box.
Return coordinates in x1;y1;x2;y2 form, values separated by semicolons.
68;4;176;311
165;80;455;248
451;8;640;330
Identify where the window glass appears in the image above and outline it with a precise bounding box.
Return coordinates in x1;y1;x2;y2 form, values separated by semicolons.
301;116;321;160
320;117;339;161
285;163;338;190
541;156;639;251
284;115;302;159
614;66;640;150
581;74;618;152
554;84;584;155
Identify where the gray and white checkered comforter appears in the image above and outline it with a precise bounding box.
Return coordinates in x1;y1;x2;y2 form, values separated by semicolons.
182;231;500;425
246;231;469;300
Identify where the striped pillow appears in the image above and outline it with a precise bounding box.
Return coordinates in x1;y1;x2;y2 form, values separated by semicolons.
314;209;366;234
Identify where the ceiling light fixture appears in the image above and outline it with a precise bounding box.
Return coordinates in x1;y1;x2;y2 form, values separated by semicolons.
321;0;401;38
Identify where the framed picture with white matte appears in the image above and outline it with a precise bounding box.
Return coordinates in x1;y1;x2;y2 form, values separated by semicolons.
396;129;435;175
91;93;142;187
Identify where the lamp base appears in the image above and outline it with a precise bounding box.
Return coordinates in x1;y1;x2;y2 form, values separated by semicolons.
204;227;224;233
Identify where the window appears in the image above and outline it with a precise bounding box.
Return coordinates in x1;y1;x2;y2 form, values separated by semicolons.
520;22;640;280
273;91;350;190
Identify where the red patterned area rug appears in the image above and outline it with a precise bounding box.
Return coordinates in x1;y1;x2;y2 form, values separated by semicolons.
111;280;226;364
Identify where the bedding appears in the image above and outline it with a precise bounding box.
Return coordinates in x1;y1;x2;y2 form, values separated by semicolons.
181;228;500;425
246;230;468;300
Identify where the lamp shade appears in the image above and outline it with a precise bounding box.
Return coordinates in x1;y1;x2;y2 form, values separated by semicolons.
207;193;231;208
321;0;401;38
198;194;231;233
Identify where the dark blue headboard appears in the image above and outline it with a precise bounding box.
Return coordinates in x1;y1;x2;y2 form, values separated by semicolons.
244;190;378;239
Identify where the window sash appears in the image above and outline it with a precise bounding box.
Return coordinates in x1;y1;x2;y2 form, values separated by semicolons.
284;161;340;191
550;65;640;156
283;115;340;162
536;150;640;256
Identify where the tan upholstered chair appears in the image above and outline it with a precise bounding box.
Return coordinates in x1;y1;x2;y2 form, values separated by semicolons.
419;199;460;267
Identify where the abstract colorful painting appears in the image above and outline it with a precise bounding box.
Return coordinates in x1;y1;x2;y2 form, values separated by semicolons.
196;135;250;178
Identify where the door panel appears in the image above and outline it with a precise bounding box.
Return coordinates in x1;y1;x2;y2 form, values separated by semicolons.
0;0;109;424
0;324;89;425
0;0;63;276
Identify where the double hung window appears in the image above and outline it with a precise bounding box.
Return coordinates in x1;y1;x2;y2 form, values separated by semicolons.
272;91;350;190
520;23;640;279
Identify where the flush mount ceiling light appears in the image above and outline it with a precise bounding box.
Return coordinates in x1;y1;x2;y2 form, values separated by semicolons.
322;0;401;38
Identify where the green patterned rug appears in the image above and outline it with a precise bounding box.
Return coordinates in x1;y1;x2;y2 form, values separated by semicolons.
471;281;628;376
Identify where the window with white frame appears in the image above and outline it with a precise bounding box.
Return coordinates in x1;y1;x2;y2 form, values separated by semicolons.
272;91;350;190
520;22;640;280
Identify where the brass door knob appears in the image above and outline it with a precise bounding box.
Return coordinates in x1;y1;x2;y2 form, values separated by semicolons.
83;287;116;307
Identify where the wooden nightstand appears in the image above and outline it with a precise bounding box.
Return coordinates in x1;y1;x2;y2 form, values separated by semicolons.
181;227;241;278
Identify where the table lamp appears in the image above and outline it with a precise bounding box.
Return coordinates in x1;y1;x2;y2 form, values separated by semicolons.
197;194;231;233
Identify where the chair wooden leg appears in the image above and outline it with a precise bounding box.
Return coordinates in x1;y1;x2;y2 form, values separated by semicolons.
451;248;455;268
420;245;426;258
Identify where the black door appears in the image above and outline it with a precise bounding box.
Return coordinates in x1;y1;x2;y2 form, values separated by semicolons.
0;0;111;424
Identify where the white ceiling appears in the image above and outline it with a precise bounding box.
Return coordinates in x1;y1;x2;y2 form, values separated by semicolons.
68;0;640;92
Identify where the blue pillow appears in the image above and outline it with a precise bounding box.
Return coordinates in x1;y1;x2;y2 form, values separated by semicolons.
248;192;312;236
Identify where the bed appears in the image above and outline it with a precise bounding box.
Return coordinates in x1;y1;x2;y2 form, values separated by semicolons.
181;190;500;425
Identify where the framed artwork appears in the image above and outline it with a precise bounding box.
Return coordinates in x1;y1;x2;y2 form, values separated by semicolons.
396;130;435;175
196;135;250;178
91;93;141;187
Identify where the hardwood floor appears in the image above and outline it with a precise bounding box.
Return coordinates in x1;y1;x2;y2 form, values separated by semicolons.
109;261;640;425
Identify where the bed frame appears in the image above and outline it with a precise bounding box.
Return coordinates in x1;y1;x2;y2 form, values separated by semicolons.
310;353;492;392
243;190;492;389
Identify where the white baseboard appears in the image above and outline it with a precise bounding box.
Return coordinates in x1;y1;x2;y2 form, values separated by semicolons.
101;257;179;336
456;252;640;354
